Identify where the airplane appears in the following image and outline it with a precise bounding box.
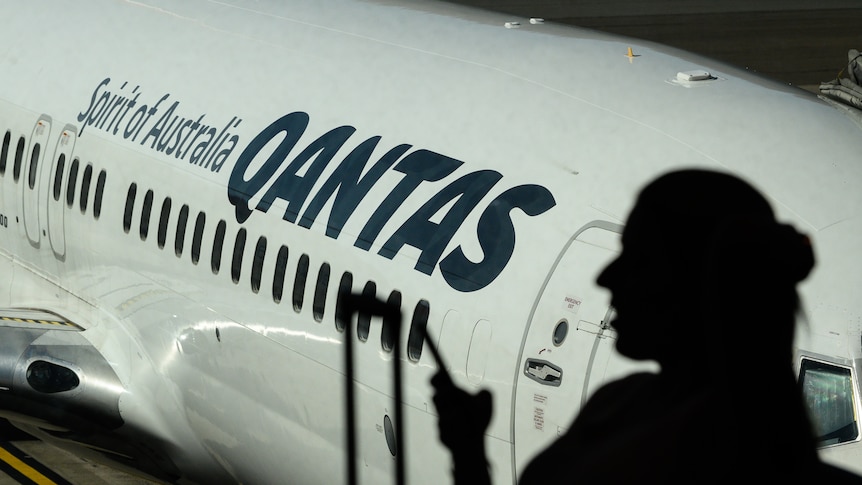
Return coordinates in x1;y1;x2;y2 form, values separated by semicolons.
1;0;861;483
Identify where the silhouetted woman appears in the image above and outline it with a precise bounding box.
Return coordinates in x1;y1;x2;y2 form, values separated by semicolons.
432;169;862;483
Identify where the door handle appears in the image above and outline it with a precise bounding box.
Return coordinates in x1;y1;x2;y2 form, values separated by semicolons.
524;359;562;386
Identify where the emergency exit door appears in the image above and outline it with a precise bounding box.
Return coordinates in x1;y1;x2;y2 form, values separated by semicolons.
513;221;633;476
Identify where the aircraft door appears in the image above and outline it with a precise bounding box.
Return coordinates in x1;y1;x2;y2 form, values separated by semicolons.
512;221;622;476
45;124;76;260
21;115;52;248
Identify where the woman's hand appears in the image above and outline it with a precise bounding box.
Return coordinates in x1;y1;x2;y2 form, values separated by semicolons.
431;372;493;484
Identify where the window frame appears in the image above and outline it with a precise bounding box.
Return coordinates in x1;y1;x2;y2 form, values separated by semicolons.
79;163;93;213
0;130;10;175
123;183;137;233
798;355;861;448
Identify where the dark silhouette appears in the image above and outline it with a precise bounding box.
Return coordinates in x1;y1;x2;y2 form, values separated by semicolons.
432;169;862;483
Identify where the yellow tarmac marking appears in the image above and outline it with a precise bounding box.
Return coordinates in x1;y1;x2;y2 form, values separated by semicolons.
0;444;57;485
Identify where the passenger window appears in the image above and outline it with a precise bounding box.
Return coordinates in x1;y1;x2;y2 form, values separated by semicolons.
357;281;376;341
313;263;331;322
175;204;189;257
0;130;9;174
272;245;289;303
799;358;859;446
157;198;172;249
140;189;154;240
212;219;226;274
28;143;40;190
93;170;106;219
52;154;66;201
293;254;310;312
334;272;353;332
231;228;247;284
66;158;79;208
381;291;402;352
13;136;24;182
407;300;430;362
251;236;267;294
80;164;93;213
123;183;137;233
191;212;206;265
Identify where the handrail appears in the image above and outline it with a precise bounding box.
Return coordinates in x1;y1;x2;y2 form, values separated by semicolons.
341;292;406;485
341;291;451;485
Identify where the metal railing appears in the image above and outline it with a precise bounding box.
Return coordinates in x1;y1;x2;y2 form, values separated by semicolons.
341;292;449;485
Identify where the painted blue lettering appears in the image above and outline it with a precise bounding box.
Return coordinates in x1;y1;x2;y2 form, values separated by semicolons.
96;91;124;130
124;104;149;140
259;125;355;223
228;111;556;293
379;170;502;275
440;184;556;292
354;150;461;250
142;100;180;149
178;115;205;159
210;133;240;173
77;78;111;135
228;112;310;223
189;125;216;164
298;137;411;238
114;88;139;135
201;117;239;170
166;118;192;156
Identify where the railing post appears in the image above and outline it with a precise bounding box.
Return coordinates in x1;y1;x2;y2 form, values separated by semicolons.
342;292;406;485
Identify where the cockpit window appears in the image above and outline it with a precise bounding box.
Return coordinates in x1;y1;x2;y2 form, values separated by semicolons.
799;358;859;446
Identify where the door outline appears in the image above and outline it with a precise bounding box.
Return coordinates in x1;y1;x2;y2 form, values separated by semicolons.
509;219;623;479
22;115;52;249
46;123;77;261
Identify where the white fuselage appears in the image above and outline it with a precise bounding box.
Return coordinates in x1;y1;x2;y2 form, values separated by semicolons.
1;1;862;483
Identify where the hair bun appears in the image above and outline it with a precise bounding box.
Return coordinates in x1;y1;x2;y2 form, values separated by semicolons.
705;218;815;288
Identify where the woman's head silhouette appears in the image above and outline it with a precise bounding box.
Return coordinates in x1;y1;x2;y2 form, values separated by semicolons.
598;169;815;366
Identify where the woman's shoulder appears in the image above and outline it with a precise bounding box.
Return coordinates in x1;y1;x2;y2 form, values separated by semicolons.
567;372;664;428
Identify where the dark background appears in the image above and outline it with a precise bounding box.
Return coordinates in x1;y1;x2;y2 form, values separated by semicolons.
449;1;862;88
